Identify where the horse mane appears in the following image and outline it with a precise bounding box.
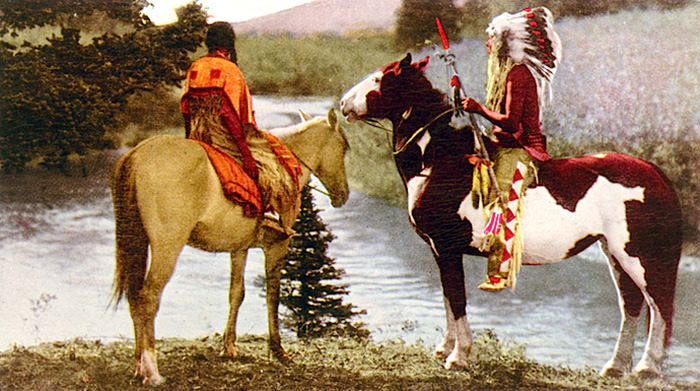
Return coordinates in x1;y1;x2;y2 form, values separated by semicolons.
389;61;475;157
267;116;326;140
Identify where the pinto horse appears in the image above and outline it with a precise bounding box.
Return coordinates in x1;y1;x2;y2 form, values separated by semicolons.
339;54;681;377
111;109;349;385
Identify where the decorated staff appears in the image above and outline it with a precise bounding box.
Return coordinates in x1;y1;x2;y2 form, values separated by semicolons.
435;17;501;202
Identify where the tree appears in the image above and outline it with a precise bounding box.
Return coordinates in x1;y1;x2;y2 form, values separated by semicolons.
260;186;368;339
0;1;207;172
395;0;463;51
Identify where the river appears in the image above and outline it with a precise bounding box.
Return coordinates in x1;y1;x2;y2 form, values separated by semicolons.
1;96;698;383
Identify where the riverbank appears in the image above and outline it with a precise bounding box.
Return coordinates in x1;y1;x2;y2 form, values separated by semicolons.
2;332;697;391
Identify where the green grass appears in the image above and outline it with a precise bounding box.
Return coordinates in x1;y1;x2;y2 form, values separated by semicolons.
237;32;399;97
2;331;696;390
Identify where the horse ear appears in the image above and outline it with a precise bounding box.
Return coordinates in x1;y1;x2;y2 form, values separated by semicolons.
298;110;313;121
399;53;412;68
327;107;337;128
414;56;430;73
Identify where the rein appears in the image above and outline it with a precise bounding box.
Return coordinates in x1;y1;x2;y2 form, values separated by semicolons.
392;107;455;155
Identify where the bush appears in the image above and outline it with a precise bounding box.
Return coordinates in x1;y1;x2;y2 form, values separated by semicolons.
0;1;206;172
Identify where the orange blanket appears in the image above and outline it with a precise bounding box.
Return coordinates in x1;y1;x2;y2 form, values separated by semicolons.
195;134;302;217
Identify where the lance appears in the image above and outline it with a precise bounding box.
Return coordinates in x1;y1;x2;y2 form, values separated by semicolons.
435;17;502;201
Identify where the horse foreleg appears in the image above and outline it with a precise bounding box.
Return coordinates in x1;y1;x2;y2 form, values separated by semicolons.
223;250;248;357
435;253;472;369
434;296;456;361
263;241;290;363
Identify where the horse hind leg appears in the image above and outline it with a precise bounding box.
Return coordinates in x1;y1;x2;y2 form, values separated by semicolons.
130;238;185;385
600;239;643;377
599;239;668;378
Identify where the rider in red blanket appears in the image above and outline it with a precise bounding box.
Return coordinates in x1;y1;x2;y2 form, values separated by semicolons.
181;22;299;238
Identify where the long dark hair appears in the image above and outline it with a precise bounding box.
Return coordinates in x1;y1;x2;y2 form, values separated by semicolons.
205;21;237;63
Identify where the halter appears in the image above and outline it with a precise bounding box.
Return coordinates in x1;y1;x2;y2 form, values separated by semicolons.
294;154;329;197
288;126;347;199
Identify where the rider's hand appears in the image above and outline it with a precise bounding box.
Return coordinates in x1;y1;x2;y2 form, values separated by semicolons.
461;97;480;113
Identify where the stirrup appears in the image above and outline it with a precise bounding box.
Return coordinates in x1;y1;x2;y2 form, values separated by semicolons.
478;275;509;292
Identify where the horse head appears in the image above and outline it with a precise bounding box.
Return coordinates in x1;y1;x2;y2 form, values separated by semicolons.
274;108;350;208
340;54;475;178
340;53;432;123
313;108;350;207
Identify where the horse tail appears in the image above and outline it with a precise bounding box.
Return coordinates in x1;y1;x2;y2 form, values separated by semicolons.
109;146;149;309
641;161;682;347
652;163;681;347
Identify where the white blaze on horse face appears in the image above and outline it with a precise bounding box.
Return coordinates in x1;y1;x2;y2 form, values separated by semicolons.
458;175;646;264
339;70;383;122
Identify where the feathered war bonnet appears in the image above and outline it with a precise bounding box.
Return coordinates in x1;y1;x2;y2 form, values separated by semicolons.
205;21;237;63
487;7;562;110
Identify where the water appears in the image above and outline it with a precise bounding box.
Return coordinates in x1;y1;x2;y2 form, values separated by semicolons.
1;96;698;383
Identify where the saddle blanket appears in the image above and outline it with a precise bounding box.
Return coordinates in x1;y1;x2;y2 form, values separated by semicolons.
194;133;301;217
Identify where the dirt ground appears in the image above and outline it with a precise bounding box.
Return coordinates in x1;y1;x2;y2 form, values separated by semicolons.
1;333;697;391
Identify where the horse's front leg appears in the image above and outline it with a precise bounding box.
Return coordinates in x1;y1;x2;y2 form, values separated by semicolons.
222;249;249;357
434;296;456;360
263;240;291;362
435;252;472;369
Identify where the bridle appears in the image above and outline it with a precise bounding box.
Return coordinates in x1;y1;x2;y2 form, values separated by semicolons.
361;106;455;155
290;123;348;198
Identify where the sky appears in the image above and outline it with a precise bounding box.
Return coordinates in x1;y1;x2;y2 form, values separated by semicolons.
143;0;316;24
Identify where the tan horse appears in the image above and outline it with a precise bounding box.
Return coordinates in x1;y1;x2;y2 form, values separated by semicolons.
111;109;349;385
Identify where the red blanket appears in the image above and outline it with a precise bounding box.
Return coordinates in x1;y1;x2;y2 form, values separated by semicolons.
194;134;301;217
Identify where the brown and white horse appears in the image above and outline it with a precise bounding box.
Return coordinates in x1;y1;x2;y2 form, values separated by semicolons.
111;110;349;385
339;54;681;377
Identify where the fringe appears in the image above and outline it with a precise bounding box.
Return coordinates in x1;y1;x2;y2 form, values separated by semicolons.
188;95;298;216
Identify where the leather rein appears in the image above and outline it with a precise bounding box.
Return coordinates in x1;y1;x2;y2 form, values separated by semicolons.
361;107;456;155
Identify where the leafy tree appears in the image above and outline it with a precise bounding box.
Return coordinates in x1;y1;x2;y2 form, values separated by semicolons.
0;1;207;172
395;0;463;51
260;186;368;339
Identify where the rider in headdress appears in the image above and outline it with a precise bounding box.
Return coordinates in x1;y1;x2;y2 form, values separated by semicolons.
181;22;299;239
461;7;561;291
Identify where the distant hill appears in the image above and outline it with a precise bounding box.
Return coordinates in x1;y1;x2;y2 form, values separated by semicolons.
232;0;402;35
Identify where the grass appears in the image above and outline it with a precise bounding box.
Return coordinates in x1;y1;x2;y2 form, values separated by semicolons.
237;31;399;98
2;331;696;390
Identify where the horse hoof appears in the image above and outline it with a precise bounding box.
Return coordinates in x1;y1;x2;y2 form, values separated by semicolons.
273;349;292;364
600;367;625;378
433;350;448;361
444;357;468;370
142;374;164;386
634;367;661;379
220;345;239;358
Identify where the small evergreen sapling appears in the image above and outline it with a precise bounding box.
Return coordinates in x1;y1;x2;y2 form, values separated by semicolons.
263;186;368;339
